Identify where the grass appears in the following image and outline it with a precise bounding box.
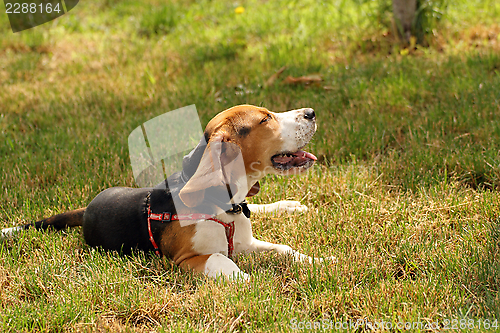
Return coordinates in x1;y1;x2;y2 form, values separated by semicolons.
1;0;500;331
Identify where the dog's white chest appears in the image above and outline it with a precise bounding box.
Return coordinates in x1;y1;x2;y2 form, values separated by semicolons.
190;213;253;257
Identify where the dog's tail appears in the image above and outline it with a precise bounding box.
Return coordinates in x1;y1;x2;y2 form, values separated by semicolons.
1;208;85;239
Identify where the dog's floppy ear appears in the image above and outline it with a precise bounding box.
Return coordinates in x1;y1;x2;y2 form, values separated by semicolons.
179;135;246;208
181;134;208;179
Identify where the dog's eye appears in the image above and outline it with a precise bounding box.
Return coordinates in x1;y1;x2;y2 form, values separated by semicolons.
260;114;272;124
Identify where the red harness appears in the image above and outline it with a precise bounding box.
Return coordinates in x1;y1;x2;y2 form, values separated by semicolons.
147;206;235;258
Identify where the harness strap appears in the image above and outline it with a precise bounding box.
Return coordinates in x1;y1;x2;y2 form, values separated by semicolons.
147;206;235;258
147;206;162;256
213;219;235;258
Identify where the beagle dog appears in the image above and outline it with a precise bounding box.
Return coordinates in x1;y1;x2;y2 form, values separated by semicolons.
1;105;322;280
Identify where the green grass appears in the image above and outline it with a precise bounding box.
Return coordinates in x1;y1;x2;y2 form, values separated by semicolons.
1;0;500;331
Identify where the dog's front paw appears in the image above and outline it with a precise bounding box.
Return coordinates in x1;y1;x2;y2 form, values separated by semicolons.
205;253;250;282
275;200;308;213
295;253;337;265
315;256;337;264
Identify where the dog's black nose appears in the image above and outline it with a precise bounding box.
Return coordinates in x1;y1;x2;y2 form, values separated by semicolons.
303;108;315;120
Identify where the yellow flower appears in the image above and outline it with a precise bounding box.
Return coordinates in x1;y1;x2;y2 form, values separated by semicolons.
235;6;245;14
409;36;417;49
400;48;409;56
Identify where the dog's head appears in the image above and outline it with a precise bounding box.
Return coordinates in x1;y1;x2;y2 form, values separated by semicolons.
179;105;317;208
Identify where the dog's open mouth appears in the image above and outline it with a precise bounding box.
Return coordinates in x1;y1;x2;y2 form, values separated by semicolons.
271;150;317;171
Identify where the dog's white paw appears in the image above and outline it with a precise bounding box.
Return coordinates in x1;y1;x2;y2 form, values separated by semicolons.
275;200;308;213
247;201;308;214
295;253;337;265
205;253;250;282
317;256;337;264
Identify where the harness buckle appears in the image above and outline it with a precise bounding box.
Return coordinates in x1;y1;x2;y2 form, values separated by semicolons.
226;204;242;215
161;212;171;222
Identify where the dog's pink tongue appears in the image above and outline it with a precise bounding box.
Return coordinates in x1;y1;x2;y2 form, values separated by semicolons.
292;150;317;165
300;151;317;161
273;150;317;164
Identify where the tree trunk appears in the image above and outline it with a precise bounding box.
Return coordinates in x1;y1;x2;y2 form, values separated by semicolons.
392;0;417;43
